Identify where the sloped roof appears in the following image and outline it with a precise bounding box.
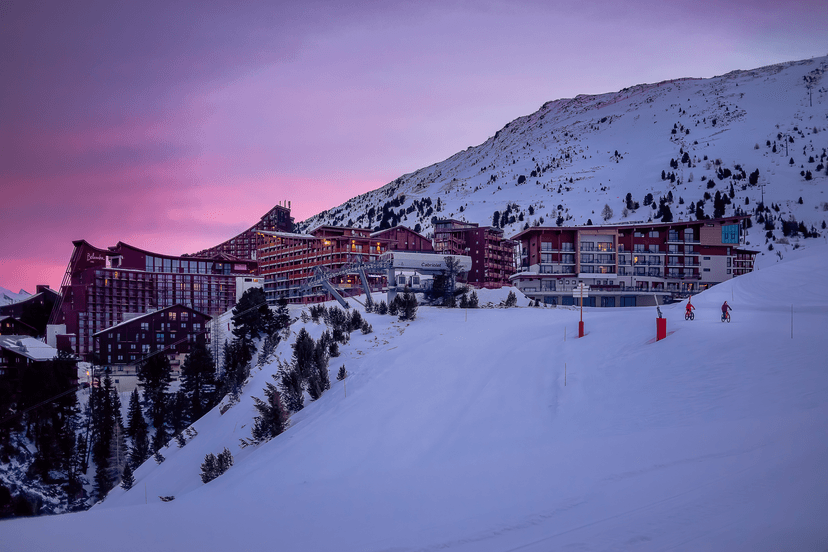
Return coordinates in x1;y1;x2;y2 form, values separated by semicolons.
0;336;58;361
92;304;212;337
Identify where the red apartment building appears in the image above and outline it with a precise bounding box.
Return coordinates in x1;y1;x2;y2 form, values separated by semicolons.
510;216;756;307
433;219;517;287
187;203;294;261
258;226;393;304
370;225;434;253
93;304;211;377
51;240;258;360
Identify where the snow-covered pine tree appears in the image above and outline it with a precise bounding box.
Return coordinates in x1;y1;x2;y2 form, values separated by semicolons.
250;382;289;443
277;361;304;413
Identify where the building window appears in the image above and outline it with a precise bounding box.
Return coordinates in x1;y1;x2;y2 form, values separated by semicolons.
703;268;711;272
181;312;189;321
140;322;149;331
169;312;176;321
157;332;164;342
648;230;659;238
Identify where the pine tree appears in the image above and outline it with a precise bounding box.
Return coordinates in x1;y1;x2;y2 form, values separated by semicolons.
138;354;172;426
151;399;168;454
216;448;233;474
179;341;216;422
129;400;150;469
278;362;304;413
601;204;613;221
504;290;518;308
125;389;143;441
120;462;134;490
336;366;348;381
314;340;330;394
399;289;418;321
292;328;316;381
273;297;291;333
250;382;289;443
232;287;272;341
200;453;218;483
90;376;121;501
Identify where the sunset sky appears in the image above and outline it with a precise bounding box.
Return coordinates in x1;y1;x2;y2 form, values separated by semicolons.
1;0;825;293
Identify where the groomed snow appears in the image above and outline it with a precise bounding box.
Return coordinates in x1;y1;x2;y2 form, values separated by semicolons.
2;247;827;551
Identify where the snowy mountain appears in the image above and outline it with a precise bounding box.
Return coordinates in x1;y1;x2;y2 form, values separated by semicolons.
301;56;828;260
0;286;31;306
3;244;827;551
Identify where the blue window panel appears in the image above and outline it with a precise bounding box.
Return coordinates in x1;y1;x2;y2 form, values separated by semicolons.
722;224;739;244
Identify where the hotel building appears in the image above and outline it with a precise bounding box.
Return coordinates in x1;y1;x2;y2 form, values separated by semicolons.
433;219;518;287
50;240;258;360
258;226;392;304
510;216;756;307
187;203;294;261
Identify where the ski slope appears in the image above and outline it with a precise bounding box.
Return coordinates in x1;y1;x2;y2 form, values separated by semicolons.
2;247;828;551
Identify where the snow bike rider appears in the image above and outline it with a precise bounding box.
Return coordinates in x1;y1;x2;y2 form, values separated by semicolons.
685;299;695;319
721;300;732;321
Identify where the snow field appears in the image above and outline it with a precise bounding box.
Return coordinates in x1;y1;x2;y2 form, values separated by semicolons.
2;247;828;550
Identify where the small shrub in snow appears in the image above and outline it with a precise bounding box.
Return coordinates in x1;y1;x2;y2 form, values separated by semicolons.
336;366;348;381
200;448;234;484
361;321;373;334
504;291;517;308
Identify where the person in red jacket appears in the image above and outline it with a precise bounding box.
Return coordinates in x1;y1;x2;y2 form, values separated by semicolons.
685;299;695;316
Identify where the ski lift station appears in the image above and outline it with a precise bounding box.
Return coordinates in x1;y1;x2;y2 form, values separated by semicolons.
301;251;471;309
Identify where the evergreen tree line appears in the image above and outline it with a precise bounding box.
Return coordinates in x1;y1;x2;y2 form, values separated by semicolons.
0;351;85;517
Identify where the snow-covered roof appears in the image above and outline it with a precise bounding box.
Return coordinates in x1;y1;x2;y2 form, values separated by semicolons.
0;336;58;361
258;230;316;240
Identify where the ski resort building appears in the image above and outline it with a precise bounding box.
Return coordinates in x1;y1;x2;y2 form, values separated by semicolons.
370;225;433;253
0;285;59;337
92;304;211;379
186;202;294;261
257;226;392;304
433;219;518;288
509;216;756;307
0;336;74;389
50;240;258;360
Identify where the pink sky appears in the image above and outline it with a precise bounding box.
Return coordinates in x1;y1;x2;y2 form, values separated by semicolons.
1;0;825;293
